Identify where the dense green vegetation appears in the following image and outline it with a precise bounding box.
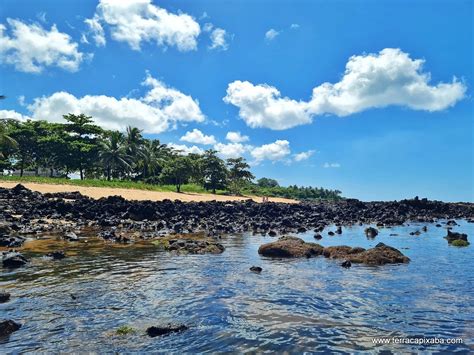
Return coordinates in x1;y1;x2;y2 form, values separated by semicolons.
0;114;342;200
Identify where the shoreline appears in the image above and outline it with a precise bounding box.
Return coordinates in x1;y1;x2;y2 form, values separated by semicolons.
0;181;298;204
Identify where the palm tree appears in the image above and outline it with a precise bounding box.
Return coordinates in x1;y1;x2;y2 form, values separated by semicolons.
99;131;132;180
125;126;144;155
138;139;170;179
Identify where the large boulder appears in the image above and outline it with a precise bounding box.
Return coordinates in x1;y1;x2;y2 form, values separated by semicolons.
323;246;366;259
364;227;379;238
0;320;21;337
258;236;324;258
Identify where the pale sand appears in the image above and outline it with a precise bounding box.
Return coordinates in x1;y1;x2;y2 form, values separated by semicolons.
0;182;298;204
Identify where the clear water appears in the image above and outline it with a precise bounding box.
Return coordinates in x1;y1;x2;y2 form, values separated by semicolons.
1;221;473;353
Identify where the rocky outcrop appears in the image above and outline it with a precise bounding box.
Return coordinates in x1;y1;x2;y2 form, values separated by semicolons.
0;223;25;248
0;291;10;303
364;227;378;238
324;243;410;265
46;251;66;260
249;266;262;273
258;236;324;258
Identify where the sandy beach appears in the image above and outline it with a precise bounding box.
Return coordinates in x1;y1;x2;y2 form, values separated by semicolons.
0;182;297;204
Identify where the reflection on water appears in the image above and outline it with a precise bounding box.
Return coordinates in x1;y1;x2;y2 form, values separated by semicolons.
1;221;473;352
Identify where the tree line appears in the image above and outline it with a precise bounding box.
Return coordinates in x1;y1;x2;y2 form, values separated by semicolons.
0;114;342;200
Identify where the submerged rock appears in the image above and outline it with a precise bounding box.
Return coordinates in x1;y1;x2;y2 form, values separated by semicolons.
341;260;352;268
313;233;322;240
365;227;378;238
0;291;10;303
258;236;324;258
250;266;262;273
0;320;21;337
47;251;66;260
64;231;79;241
146;324;188;337
154;237;225;255
2;252;28;268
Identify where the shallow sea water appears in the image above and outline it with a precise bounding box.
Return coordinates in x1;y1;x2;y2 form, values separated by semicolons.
1;221;473;353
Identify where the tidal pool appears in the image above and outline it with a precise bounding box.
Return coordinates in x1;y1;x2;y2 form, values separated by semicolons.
1;221;473;353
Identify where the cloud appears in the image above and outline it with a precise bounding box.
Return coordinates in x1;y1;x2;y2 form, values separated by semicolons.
0;110;30;121
294;150;315;162
88;0;200;51
180;128;216;145
323;162;341;168
265;28;279;41
168;143;204;155
290;23;300;29
251;139;290;163
214;142;249;159
84;15;106;47
0;18;88;73
27;72;204;133
226;131;249;143
224;48;466;130
209;27;229;51
223;80;311;130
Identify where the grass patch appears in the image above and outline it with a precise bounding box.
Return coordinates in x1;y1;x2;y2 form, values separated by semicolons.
451;239;470;247
0;175;226;195
116;325;136;335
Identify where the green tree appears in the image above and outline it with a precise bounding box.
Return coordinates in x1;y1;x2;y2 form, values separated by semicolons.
138;139;170;180
63;113;103;180
160;155;193;192
202;149;228;194
0;119;18;159
99;131;132;180
227;157;254;195
257;177;280;188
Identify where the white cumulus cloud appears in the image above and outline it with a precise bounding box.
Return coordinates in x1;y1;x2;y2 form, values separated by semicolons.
0;18;88;73
251;139;290;163
225;131;249;143
87;0;200;51
180;128;216;145
209;27;228;50
294;150;315;162
27;72;204;133
214;142;249;159
0;110;30;121
224;48;466;130
84;15;106;47
223;80;311;130
265;28;279;41
168;143;204;155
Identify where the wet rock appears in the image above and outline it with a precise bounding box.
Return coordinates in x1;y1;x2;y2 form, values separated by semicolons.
146;324;188;337
324;243;409;265
446;220;458;226
250;266;262;273
422;226;428;232
0;234;25;248
351;243;410;265
0;291;10;303
323;246;366;259
47;251;66;260
341;260;351;268
365;227;378;238
444;230;469;244
2;252;28;268
328;231;335;236
258;236;324;258
268;230;277;237
64;231;79;241
313;233;322;240
0;320;21;337
11;184;29;194
409;230;421;236
335;226;342;234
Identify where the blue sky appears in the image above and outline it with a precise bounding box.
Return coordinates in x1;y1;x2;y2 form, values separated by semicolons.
0;0;472;201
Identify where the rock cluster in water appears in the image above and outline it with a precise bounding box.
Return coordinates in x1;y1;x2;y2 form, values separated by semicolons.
258;237;410;265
